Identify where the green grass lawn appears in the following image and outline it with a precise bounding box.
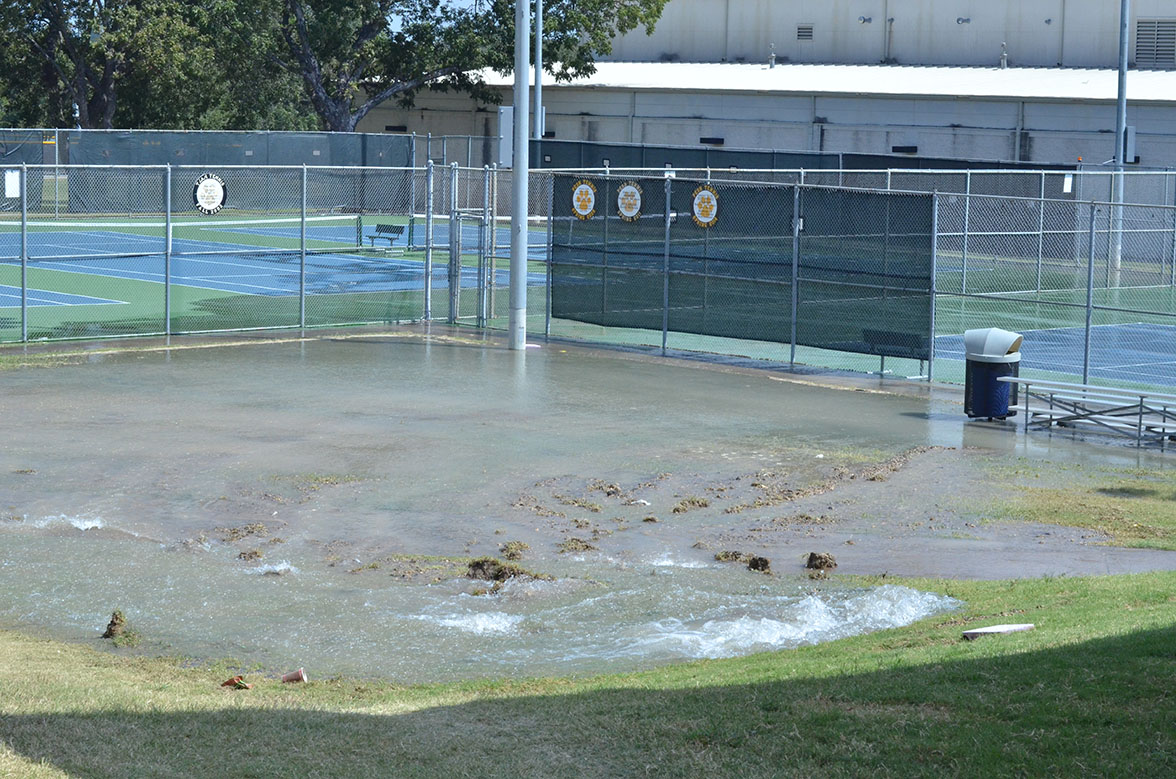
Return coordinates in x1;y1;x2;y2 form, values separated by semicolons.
1;572;1173;777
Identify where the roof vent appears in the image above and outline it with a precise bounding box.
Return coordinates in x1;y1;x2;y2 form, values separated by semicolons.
1137;19;1176;68
796;24;814;41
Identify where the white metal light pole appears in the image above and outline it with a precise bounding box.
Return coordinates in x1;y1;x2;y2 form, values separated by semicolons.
534;0;543;140
1111;0;1129;287
509;0;531;350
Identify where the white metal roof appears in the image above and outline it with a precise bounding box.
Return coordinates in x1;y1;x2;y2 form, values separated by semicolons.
484;62;1176;104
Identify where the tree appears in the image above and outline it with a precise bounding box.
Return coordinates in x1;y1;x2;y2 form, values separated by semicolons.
1;1;217;128
0;0;317;129
276;0;668;132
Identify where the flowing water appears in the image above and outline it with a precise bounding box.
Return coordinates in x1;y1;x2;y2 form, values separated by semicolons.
0;332;1143;682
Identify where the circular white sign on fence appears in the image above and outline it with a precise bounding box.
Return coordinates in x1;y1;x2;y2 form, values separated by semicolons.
617;182;642;222
193;173;226;215
692;185;718;228
572;180;597;220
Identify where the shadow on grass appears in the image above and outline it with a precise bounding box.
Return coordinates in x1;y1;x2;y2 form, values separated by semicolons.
2;626;1174;778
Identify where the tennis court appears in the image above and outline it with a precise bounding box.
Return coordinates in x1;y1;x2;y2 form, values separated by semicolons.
0;216;548;305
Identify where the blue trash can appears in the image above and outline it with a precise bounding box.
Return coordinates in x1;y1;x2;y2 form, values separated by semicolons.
963;328;1023;420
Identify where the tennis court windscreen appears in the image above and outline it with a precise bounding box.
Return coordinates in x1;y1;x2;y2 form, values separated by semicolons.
549;174;935;361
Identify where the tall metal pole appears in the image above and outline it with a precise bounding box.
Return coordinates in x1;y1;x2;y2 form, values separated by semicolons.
164;165;172;336
928;192;939;383
662;177;671;355
1111;0;1130;287
20;164;28;342
533;0;544;140
509;0;531;350
790;184;800;367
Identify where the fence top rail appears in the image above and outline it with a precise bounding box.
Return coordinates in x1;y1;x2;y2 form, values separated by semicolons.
5;163;430;172
997;376;1176;403
540;167;1176;177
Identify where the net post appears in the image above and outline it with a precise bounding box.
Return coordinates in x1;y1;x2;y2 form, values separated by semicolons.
928;191;939;383
1084;203;1098;384
545;172;553;340
448;162;459;324
20;164;28;342
424;160;434;320
164;165;172;336
790;184;800;367
300;164;307;329
662;176;672;356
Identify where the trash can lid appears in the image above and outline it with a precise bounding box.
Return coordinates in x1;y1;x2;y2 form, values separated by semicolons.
964;328;1023;362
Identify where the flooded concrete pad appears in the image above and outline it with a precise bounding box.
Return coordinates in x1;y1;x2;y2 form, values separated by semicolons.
1;327;1174;680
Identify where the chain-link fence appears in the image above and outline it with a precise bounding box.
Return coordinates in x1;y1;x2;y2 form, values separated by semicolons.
6;161;1176;391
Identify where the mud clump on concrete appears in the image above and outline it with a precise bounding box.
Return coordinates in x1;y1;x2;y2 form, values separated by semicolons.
500;541;530;560
557;538;598;554
671;496;710;514
102;610;127;639
216;522;270;543
747;556;771;574
466;557;552;583
806;552;837;570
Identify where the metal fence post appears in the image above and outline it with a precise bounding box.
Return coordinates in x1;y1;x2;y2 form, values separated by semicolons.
662;176;672;355
53;130;60;219
300;165;307;328
790;184;800;367
424;161;434;319
164;165;172;336
489;163;499;319
448;162;459;323
961;170;971;293
545;172;553;340
1170;173;1176;286
20;164;28;342
929;192;939;383
479;164;490;326
1084;204;1098;384
1036;171;1046;292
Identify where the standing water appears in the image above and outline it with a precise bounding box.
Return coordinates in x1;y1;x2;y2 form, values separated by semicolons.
0;333;1002;681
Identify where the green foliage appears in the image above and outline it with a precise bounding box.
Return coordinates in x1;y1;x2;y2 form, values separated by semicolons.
0;0;668;130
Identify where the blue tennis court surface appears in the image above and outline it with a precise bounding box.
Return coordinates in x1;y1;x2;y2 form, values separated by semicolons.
0;217;546;301
936;322;1176;385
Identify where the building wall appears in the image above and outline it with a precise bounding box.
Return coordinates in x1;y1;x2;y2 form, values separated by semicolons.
360;83;1176;170
607;0;1176;68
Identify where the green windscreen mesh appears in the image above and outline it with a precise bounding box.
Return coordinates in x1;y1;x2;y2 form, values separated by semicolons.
796;188;935;359
550;174;935;361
